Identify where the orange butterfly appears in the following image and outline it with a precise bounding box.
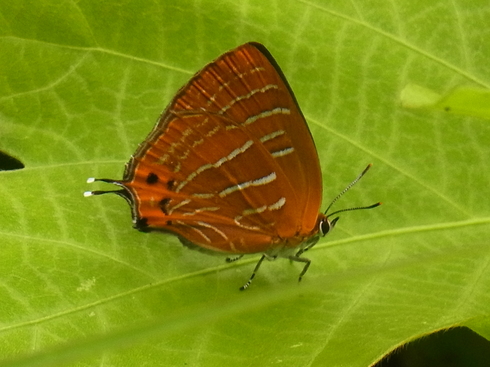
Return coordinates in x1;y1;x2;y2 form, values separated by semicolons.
86;43;380;290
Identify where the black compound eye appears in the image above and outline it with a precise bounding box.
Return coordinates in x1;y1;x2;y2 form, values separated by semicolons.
320;217;339;236
320;221;330;236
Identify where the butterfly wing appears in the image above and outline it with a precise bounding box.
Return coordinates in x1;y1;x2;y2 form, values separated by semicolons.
117;43;323;254
167;43;323;233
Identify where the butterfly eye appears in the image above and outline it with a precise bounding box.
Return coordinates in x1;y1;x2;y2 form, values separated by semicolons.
320;216;340;236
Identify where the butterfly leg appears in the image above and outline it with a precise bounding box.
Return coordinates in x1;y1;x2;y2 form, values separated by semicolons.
240;254;267;291
289;238;317;264
288;254;311;282
226;255;244;263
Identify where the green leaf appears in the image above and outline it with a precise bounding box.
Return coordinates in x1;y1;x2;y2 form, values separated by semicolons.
1;0;489;366
400;84;490;119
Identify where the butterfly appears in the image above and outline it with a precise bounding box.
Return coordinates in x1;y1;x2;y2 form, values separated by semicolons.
85;42;380;290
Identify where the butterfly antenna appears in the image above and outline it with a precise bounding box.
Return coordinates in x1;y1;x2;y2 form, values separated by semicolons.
324;164;381;216
327;202;381;218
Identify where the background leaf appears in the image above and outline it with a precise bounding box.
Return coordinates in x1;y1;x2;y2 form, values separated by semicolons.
0;0;489;366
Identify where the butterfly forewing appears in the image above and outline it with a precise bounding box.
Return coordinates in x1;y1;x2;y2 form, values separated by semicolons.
167;44;320;227
119;43;323;253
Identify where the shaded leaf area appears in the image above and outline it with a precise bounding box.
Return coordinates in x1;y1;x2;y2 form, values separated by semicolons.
0;151;24;171
0;0;489;366
376;327;490;367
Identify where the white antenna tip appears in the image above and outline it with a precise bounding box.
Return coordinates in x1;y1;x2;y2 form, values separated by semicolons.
86;177;96;183
83;191;94;197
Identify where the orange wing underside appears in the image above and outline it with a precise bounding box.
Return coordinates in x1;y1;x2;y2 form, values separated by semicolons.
119;43;323;254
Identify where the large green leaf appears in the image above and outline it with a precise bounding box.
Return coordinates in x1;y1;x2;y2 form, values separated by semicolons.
1;1;489;366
